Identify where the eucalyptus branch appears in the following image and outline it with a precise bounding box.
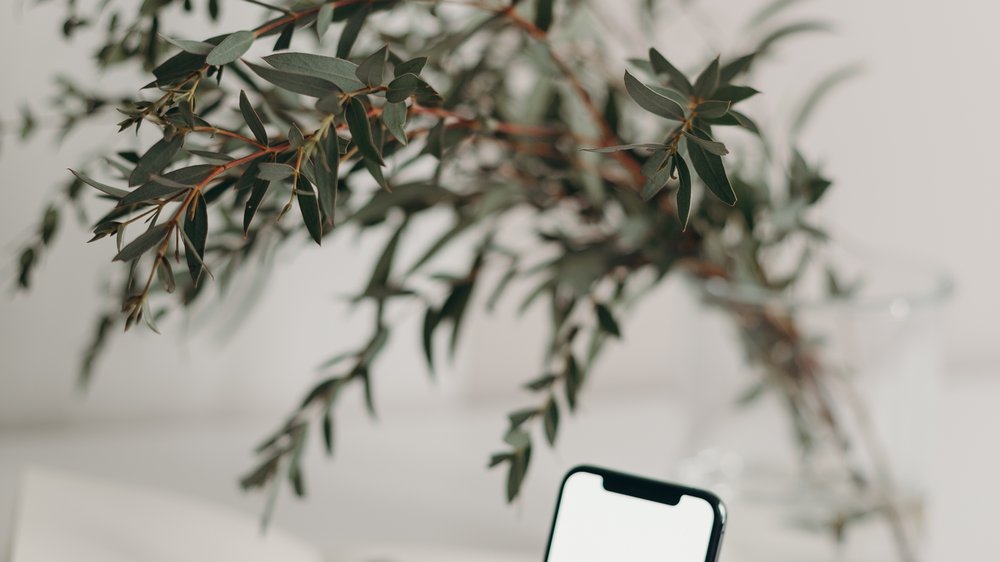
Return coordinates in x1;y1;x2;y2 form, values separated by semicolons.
8;0;906;556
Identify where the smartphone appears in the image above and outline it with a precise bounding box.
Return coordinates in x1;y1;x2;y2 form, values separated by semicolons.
543;465;726;562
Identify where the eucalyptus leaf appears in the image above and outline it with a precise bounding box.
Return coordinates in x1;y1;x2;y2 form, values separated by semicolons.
113;223;170;262
257;163;295;181
129;135;184;186
687;132;737;205
623;71;686;121
648;48;692;94
692;56;721;98
345;97;384;166
239;90;268;145
183;193;208;284
205;30;254;65
355;46;388;86
246;62;339;97
386;73;420;103
296;175;323;244
394;57;427;78
382;101;408;145
264;52;364;91
684;131;729;156
675;155;692;230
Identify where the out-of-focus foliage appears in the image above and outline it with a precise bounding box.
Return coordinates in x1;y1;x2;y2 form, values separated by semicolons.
9;0;877;541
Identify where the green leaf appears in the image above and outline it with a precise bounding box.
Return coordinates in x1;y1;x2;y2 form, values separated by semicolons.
296;175;323;244
422;306;441;370
594;302;621;338
243;179;270;234
720;53;756;83
273;23;294;51
345;97;384;166
153;50;208;85
363;158;389;191
563;355;582;411
508;408;537;429
684;131;729;156
239;90;268;145
316;4;334;39
696;100;731;119
524;373;557;392
17;247;35;288
263;52;364;91
205;30;254;66
623;71;685;121
687;131;736;205
119;182;187;207
246;62;339;97
488;452;512;468
386;73;420;103
675;155;692;230
582;143;665;154
640;155;673;201
648;48;692;94
183;193;208;285
713;85;760;104
257;162;295;181
360;368;377;417
364;220;405;296
394;57;427;78
314;133;339;225
129;135;184;186
506;445;531;503
382;101;408;145
504;428;531;449
113;223;170;262
708;109;760;135
543;398;559;446
536;0;554;32
337;4;370;58
162;36;214;55
69;169;129;199
355;45;388;86
693;56;720;98
285;125;303;149
321;408;334;456
315;93;343;114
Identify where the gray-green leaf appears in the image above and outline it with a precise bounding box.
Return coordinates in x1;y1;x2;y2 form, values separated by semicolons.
684;131;729;156
648;48;692;94
355;46;388;87
113;223;170;262
345;97;384;166
675;155;692;230
206;30;254;66
382;101;408;145
246;62;339;98
239;90;268;145
687;133;736;205
386;73;420;103
263;52;364;91
624;71;686;121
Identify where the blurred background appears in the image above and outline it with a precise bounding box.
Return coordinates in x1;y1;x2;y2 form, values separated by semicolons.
0;0;997;560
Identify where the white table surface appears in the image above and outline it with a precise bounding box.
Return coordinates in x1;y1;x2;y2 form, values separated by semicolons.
1;369;996;561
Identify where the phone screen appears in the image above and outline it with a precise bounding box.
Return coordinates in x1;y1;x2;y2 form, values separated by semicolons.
545;468;723;562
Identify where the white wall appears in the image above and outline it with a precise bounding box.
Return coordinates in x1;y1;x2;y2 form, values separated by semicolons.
0;0;997;428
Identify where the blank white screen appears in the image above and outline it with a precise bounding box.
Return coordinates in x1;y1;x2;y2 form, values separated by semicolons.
547;472;715;562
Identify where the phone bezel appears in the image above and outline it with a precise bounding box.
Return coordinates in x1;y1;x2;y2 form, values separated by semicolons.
542;465;727;562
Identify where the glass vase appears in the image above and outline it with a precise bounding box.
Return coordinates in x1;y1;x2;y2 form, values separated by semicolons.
673;258;952;562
